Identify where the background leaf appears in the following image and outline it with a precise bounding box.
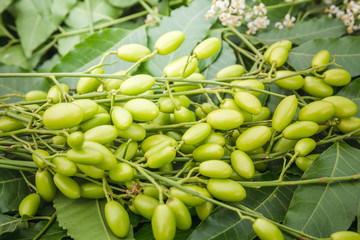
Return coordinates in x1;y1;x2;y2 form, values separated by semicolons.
247;17;346;45
0;169;32;213
283;142;360;238
0;45;41;70
52;27;147;86
53;193;133;240
143;0;215;77
287;36;360;77
336;78;360;117
0;214;21;235
0;0;12;14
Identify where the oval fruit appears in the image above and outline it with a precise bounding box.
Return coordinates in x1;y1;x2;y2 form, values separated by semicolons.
272;95;298;132
274;71;304;90
105;200;130;238
117;123;146;141
152;204;176;240
72;99;99;121
294;138;316;157
231;150;255;179
199;160;233;178
166;197;192;230
303;76;333;98
169;186;211;207
124;98;159;121
0;117;24;132
134;194;159;220
154;31;185;55
207;178;246;202
323;68;351;87
120;74;155;95
236;126;272;152
323;96;358;118
80;182;105;199
216;64;245;79
84;125;118;145
19;193;41;217
35;169;56;202
43;103;83;130
53;173;81;199
234;92;262;115
109;163;134;182
282;121;319;139
192;143;224;162
117;43;151;62
163;56;198;78
252;218;284;240
207;109;244;130
182;123;211;145
193;37;221;59
298;100;335;124
312;50;331;72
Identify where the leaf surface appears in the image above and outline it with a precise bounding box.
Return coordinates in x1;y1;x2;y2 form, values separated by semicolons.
0;214;21;235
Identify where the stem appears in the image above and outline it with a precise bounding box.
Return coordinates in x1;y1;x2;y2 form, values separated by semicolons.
223;35;257;62
279;153;299;181
134;165;164;204
139;0;161;22
124;50;158;75
85;0;94;34
102;176;112;202
33;212;57;240
177;167;199;184
229;26;263;60
48;76;74;101
20;170;37;192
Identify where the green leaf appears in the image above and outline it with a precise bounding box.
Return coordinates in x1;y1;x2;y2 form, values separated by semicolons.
0;45;41;70
283;142;360;238
0;65;49;101
58;34;82;57
336;78;360;117
106;0;138;8
0;16;13;38
135;222;192;240
53;193;134;240
188;174;297;240
248;17;346;46
265;83;293;114
52;27;147;87
143;0;215;77
287;36;360;77
0;169;32;213
0;0;12;13
358;201;360;233
0;214;21;235
65;0;122;29
37;54;61;73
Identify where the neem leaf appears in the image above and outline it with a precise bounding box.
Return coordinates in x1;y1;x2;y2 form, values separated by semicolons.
0;214;21;235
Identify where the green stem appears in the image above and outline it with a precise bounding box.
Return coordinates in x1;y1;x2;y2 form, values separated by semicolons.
139;0;161;22
177;167;199;184
279;153;299;181
33;212;56;240
124;50;158;75
229;26;263;60
134;165;164;204
20;170;37;192
85;0;94;34
48;76;74;101
223;35;257;62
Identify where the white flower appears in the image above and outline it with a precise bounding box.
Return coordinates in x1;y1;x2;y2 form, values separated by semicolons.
253;16;270;29
275;22;284;29
283;13;296;28
253;3;267;16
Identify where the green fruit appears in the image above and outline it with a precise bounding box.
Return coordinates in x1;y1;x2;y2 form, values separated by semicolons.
231;80;265;97
231;150;255;179
199;160;233;178
43;103;84;130
82;141;116;170
147;146;176;169
111;106;133;130
174;106;196;123
79;113;111;132
272;95;298;132
109;163;134;182
72;99;99;121
234;92;262;115
35;169;56;202
144;140;173;159
337;117;360;135
114;141;138;160
269;46;288;67
264;40;292;62
282;121;319;139
295;154;319;171
200;131;226;146
120;74;155;95
25;90;47;101
207;109;244;130
272;137;298;153
32;149;50;169
298;100;335;124
323;96;358;118
207;178;246;202
52;157;77;176
163;56;198;78
166;197;192;230
274;71;304;90
51;135;66;145
105;200;130;238
330;231;360;240
118;123;146;141
252;107;271;122
193;37;221;59
323;68;351;87
216;64;245;79
170;186;211;207
117;43;151;62
154;31;185;55
312;50;331;72
80;182;105;199
124;98;159;121
77;164;104;179
47;83;69;103
0;117;24;132
195;201;215;221
252;218;284;240
134;194;159;219
236;126;272;152
141;134;178;152
67;131;84;149
19;193;41;217
192;143;224;162
158;96;191;113
173;73;204;92
76;67;104;94
294;138;316;157
84;125;118;145
66;147;104;165
182;123;211;145
152;204;176;240
303;76;333;98
53;173;81;199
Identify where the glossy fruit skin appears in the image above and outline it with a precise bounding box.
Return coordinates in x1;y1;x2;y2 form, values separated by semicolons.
170;186;211;207
152;204;176;240
148;146;176;169
47;83;69;103
294;138;316;157
272;137;298;152
264;40;292;62
200;131;226;146
104;78;123;91
220;98;243;112
192;143;224;162
298;100;335;124
114;141;138;160
274;71;304;90
109;163;134;182
295;154;319;171
83;141;116;170
207;178;246;202
323;96;358;118
35;169;56;202
303;76;333;98
111;106;132;130
0;117;24;132
193;37;221;59
234;92;262;115
144;140;173;159
77;164;104;179
32;149;50;169
154;30;185;55
120;74;155;95
84;125;118;145
182;123;211;145
124;98;159;121
207;109;244;130
66;147;104;165
231;150;255;179
323;69;351;86
19;193;41;217
337;117;360;135
195;201;215;221
52;157;77;176
80;182;105;199
105;200;130;238
163;56;198;78
53;173;80;199
72;99;99;121
330;231;360;240
199;160;233;178
25;90;47;101
117;43;151;62
231;80;265;97
269;46;288;67
252;218;284;240
236;126;272;152
76;67;104;94
252;107;271;122
151;112;172;126
141;134;178;152
80;113;111;132
51;135;66;145
216;64;245;79
67;131;84;149
43;103;83;130
282;121;319;139
117;123;146;141
272;95;298;132
174;106;196;123
158;95;191;113
134;194;159;219
166;197;192;230
312;50;331;72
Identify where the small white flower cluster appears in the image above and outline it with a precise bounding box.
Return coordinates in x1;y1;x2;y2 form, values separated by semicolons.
326;0;360;33
145;7;159;24
205;0;270;34
274;14;296;30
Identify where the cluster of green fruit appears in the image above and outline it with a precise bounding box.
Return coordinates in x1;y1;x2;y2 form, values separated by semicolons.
1;30;359;240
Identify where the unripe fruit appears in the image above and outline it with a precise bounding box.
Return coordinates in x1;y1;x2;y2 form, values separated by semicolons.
303;76;333;98
47;83;69;103
264;40;292;62
236;126;272;152
111;106;132;130
199;160;233;178
294;138;316;157
117;43;151;62
19;193;41;217
154;30;185;55
77;164;104;179
323;96;358;118
166;197;192;230
134;194;159;219
193;37;221;59
43;103;84;130
312;50;331;72
105;201;130;238
337;117;360;135
0;117;24;132
174;106;196;123
216;64;245;79
124;98;159;121
282;121;319;139
53;173;81;199
207;109;244;130
163;56;198;78
67;131;84;149
231;80;265;97
114;141;138;160
207;178;246;202
32;149;50;169
269;46;288;67
274;71;304;90
72;99;99;121
120;74;155;95
272;95;298;132
195;201;215;221
109;163;134;182
298;100;335;124
170;186;211;207
192;143;224;162
152;204;176;240
330;231;360;240
231;150;255;179
25;90;47;101
234;92;262;115
80;183;105;199
76;67;104;94
35;169;56;202
84;125;118;145
182;123;211;145
252;218;284;240
323;69;351;87
80;113;111;132
52;157;77;176
147;146;176;169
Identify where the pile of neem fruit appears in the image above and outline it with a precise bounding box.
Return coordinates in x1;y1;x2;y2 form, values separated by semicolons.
1;30;360;240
